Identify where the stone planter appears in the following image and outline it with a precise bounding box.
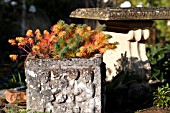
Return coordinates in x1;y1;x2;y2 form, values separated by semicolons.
25;55;105;113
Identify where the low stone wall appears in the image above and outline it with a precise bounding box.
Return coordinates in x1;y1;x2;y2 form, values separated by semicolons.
25;56;105;113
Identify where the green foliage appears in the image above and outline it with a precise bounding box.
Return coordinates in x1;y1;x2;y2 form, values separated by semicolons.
3;104;29;113
5;109;29;113
4;105;49;113
129;0;149;6
51;22;115;58
153;83;170;108
10;72;25;87
149;0;170;7
8;72;25;88
129;0;170;7
14;72;23;85
146;44;170;80
5;109;49;113
154;20;170;42
34;111;49;113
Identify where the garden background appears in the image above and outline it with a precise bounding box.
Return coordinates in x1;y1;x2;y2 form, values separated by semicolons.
0;0;170;112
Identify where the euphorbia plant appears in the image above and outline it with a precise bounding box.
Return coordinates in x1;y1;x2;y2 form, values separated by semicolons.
9;20;117;60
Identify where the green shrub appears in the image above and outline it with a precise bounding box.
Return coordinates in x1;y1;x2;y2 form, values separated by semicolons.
153;83;170;108
146;43;170;81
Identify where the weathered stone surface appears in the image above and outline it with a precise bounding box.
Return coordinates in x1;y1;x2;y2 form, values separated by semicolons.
25;57;105;113
70;7;170;20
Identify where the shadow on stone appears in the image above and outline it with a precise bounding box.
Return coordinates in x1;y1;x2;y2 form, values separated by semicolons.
105;54;154;113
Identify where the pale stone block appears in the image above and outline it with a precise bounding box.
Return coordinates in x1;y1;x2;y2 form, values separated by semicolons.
103;29;151;81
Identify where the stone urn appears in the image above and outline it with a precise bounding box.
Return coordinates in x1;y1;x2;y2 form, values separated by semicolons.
25;55;105;113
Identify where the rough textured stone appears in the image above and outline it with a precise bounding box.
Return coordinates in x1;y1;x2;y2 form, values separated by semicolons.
70;7;170;20
25;56;105;113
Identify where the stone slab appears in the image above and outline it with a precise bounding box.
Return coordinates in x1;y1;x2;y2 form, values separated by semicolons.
70;7;170;20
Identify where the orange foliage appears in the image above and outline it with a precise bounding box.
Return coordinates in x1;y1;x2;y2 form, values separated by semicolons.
8;20;117;61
